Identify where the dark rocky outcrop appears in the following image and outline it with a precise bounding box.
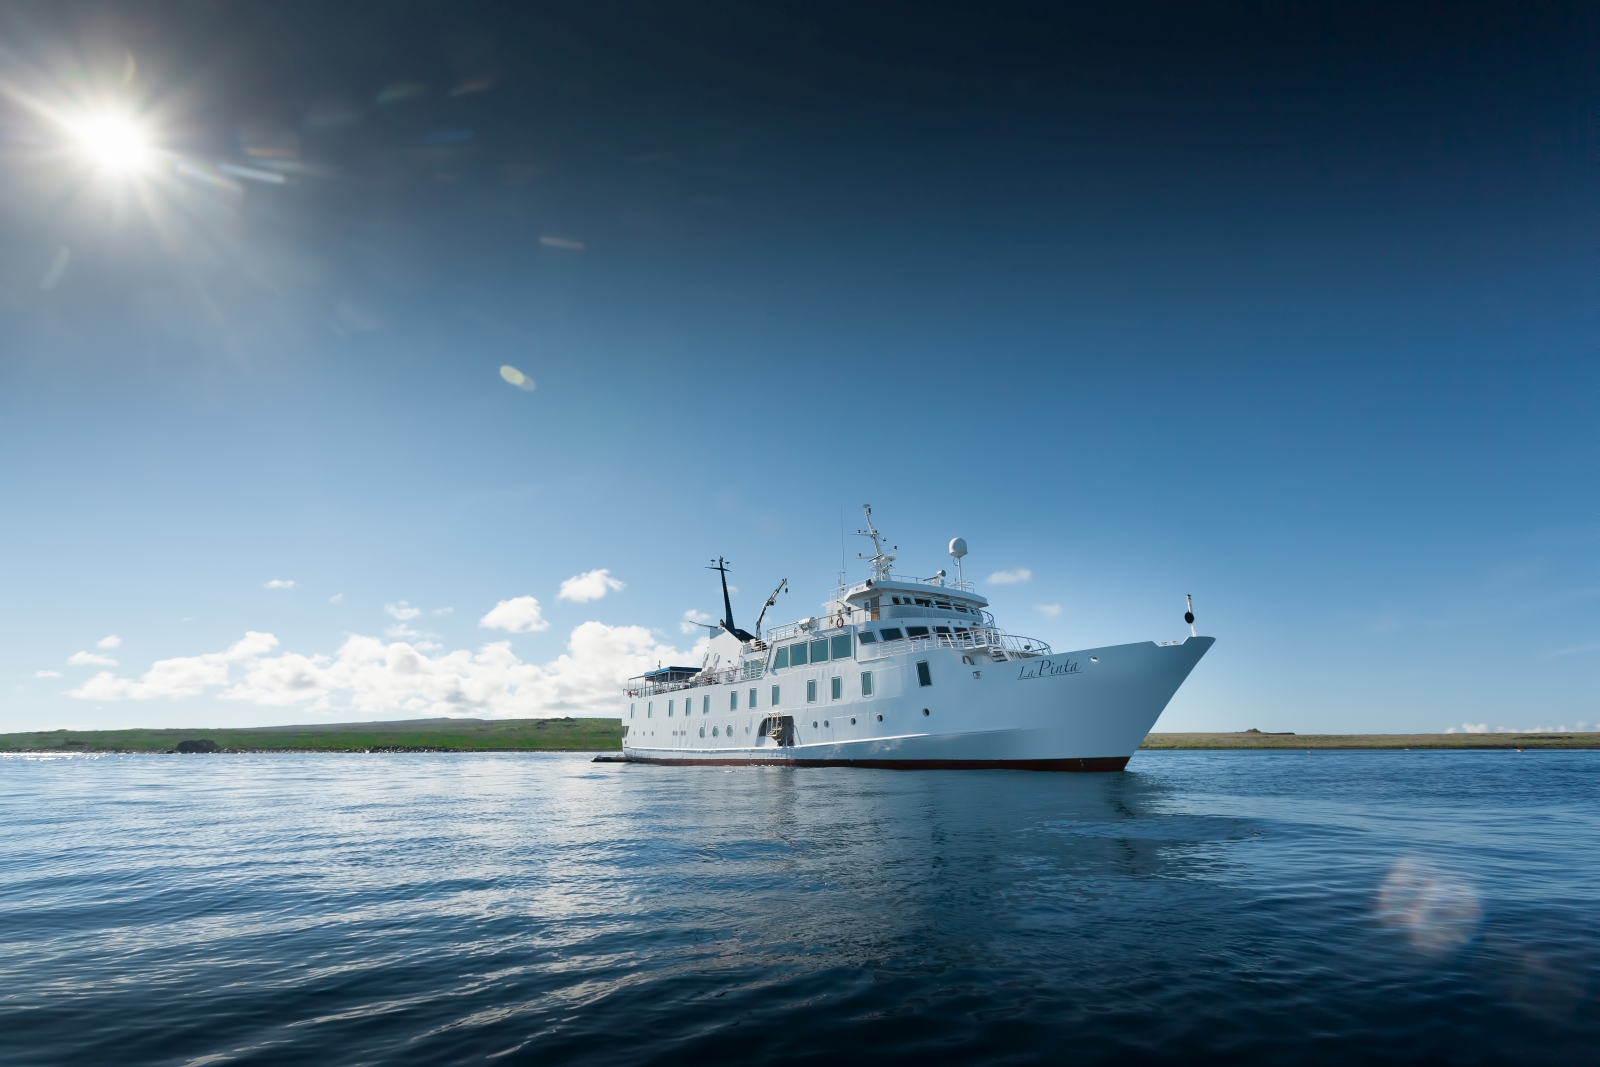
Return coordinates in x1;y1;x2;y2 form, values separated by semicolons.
175;739;220;753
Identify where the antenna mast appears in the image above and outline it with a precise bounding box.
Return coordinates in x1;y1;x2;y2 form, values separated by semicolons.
854;504;896;581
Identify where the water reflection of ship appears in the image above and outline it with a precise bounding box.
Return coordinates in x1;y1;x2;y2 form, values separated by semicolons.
618;506;1213;771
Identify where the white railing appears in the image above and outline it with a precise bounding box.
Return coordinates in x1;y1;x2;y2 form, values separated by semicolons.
900;627;1050;657
625;660;764;698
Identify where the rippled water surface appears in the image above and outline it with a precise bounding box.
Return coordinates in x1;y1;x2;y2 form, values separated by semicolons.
3;750;1597;1065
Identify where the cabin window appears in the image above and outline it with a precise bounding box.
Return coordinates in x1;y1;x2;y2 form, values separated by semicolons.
860;671;873;696
916;661;933;687
669;700;675;716
891;596;902;605
809;639;828;664
789;643;807;666
774;646;789;670
934;626;951;635
702;695;710;714
630;703;635;718
730;690;739;710
749;688;757;708
906;626;930;637
857;630;877;644
831;677;842;700
699;727;705;737
880;627;904;641
771;684;780;705
935;601;951;609
831;634;852;660
806;680;817;703
914;598;932;607
647;702;653;718
955;604;968;613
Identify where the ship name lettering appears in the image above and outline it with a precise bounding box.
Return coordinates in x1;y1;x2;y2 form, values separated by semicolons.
1016;657;1082;680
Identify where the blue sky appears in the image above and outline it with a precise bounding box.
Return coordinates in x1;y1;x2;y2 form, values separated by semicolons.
1;2;1594;733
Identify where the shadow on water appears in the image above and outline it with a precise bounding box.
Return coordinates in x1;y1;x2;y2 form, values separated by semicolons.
1;752;1596;1066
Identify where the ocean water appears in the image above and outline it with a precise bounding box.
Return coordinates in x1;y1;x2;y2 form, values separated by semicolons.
2;751;1596;1066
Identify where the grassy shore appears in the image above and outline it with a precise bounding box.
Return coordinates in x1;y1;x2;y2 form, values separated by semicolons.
2;720;1596;754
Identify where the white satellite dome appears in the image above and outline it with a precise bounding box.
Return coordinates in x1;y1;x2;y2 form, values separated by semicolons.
948;537;968;559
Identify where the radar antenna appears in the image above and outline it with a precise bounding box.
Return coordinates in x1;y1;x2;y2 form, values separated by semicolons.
707;557;757;642
854;504;896;582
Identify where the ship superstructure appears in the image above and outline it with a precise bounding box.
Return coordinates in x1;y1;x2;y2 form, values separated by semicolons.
618;506;1213;771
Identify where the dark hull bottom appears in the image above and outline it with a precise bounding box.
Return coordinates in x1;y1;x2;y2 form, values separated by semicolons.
596;755;1131;772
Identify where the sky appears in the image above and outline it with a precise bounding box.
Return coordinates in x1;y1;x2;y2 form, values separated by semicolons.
0;1;1595;734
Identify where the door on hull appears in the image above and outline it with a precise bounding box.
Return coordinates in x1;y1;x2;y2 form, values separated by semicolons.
757;714;797;747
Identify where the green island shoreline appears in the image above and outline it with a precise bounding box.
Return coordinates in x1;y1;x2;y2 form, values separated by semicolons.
2;719;1596;754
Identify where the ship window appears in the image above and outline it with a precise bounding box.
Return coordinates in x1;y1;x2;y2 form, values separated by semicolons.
935;601;951;610
906;626;930;637
856;630;877;644
914;598;932;607
876;714;882;721
730;690;738;710
824;720;829;727
934;626;951;635
831;677;842;700
809;639;828;664
699;727;705;737
955;604;968;613
880;628;904;641
916;661;933;687
891;596;902;605
702;695;710;714
789;643;807;666
647;702;653;718
860;671;873;696
771;684;780;705
630;703;635;718
806;679;817;703
749;688;757;708
623;725;629;737
774;646;789;670
831;634;851;660
713;726;719;737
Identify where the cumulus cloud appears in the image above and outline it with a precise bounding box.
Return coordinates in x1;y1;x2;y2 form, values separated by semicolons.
264;579;296;589
558;569;626;603
1036;603;1062;618
681;609;714;634
987;568;1032;585
67;651;118;667
96;635;122;649
68;623;709;718
479;596;550;633
385;601;422;621
36;670;62;678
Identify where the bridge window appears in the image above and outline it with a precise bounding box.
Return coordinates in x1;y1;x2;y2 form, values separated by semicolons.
891;596;902;605
789;642;807;666
856;630;878;645
831;677;842;700
806;680;817;703
935;601;951;610
914;598;932;607
860;671;873;696
916;661;933;687
774;646;789;669
831;634;851;660
809;639;828;664
954;604;969;613
906;626;930;637
880;628;904;641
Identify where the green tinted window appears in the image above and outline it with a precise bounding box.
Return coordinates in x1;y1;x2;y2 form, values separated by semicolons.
789;643;807;666
730;690;738;710
809;639;828;664
771;684;780;705
830;677;842;700
860;671;873;696
774;646;789;669
831;634;851;660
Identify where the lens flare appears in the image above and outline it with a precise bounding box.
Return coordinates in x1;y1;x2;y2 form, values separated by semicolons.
499;366;536;391
71;112;152;173
1376;857;1482;955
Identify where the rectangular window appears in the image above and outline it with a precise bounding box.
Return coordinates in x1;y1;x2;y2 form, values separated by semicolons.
916;661;933;687
914;598;932;607
891;596;902;605
668;700;674;716
647;701;653;717
702;695;709;714
789;643;807;666
806;679;817;703
860;671;873;696
831;634;852;660
934;626;950;634
830;677;842;700
935;601;951;610
857;630;878;644
868;595;881;621
774;646;789;670
809;638;828;664
906;626;930;637
730;690;739;710
955;605;968;613
880;627;904;641
771;684;780;705
749;688;757;708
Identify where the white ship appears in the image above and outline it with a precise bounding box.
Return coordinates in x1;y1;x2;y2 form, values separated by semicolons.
616;506;1213;771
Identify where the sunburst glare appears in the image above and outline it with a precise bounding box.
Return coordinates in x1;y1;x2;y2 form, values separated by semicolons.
70;110;153;174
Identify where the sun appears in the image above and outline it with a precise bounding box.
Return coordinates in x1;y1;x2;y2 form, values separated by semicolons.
70;111;153;174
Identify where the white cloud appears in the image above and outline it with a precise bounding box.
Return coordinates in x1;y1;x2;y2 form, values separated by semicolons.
987;568;1032;585
479;596;550;633
1459;723;1489;734
1036;603;1062;618
264;579;296;589
68;622;713;718
35;670;62;678
558;569;626;603
330;593;344;604
680;609;714;634
96;635;122;649
67;651;118;667
433;607;454;616
385;601;422;621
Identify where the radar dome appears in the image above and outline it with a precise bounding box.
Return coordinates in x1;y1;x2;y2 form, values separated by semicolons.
948;537;968;559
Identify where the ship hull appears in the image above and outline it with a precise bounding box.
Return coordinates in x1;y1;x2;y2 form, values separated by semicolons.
618;635;1213;771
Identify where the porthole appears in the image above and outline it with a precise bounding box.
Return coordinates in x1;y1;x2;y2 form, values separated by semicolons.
824;720;829;727
923;708;930;716
1090;656;1099;663
876;714;883;722
699;727;705;738
713;726;719;737
850;717;856;725
812;721;818;728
